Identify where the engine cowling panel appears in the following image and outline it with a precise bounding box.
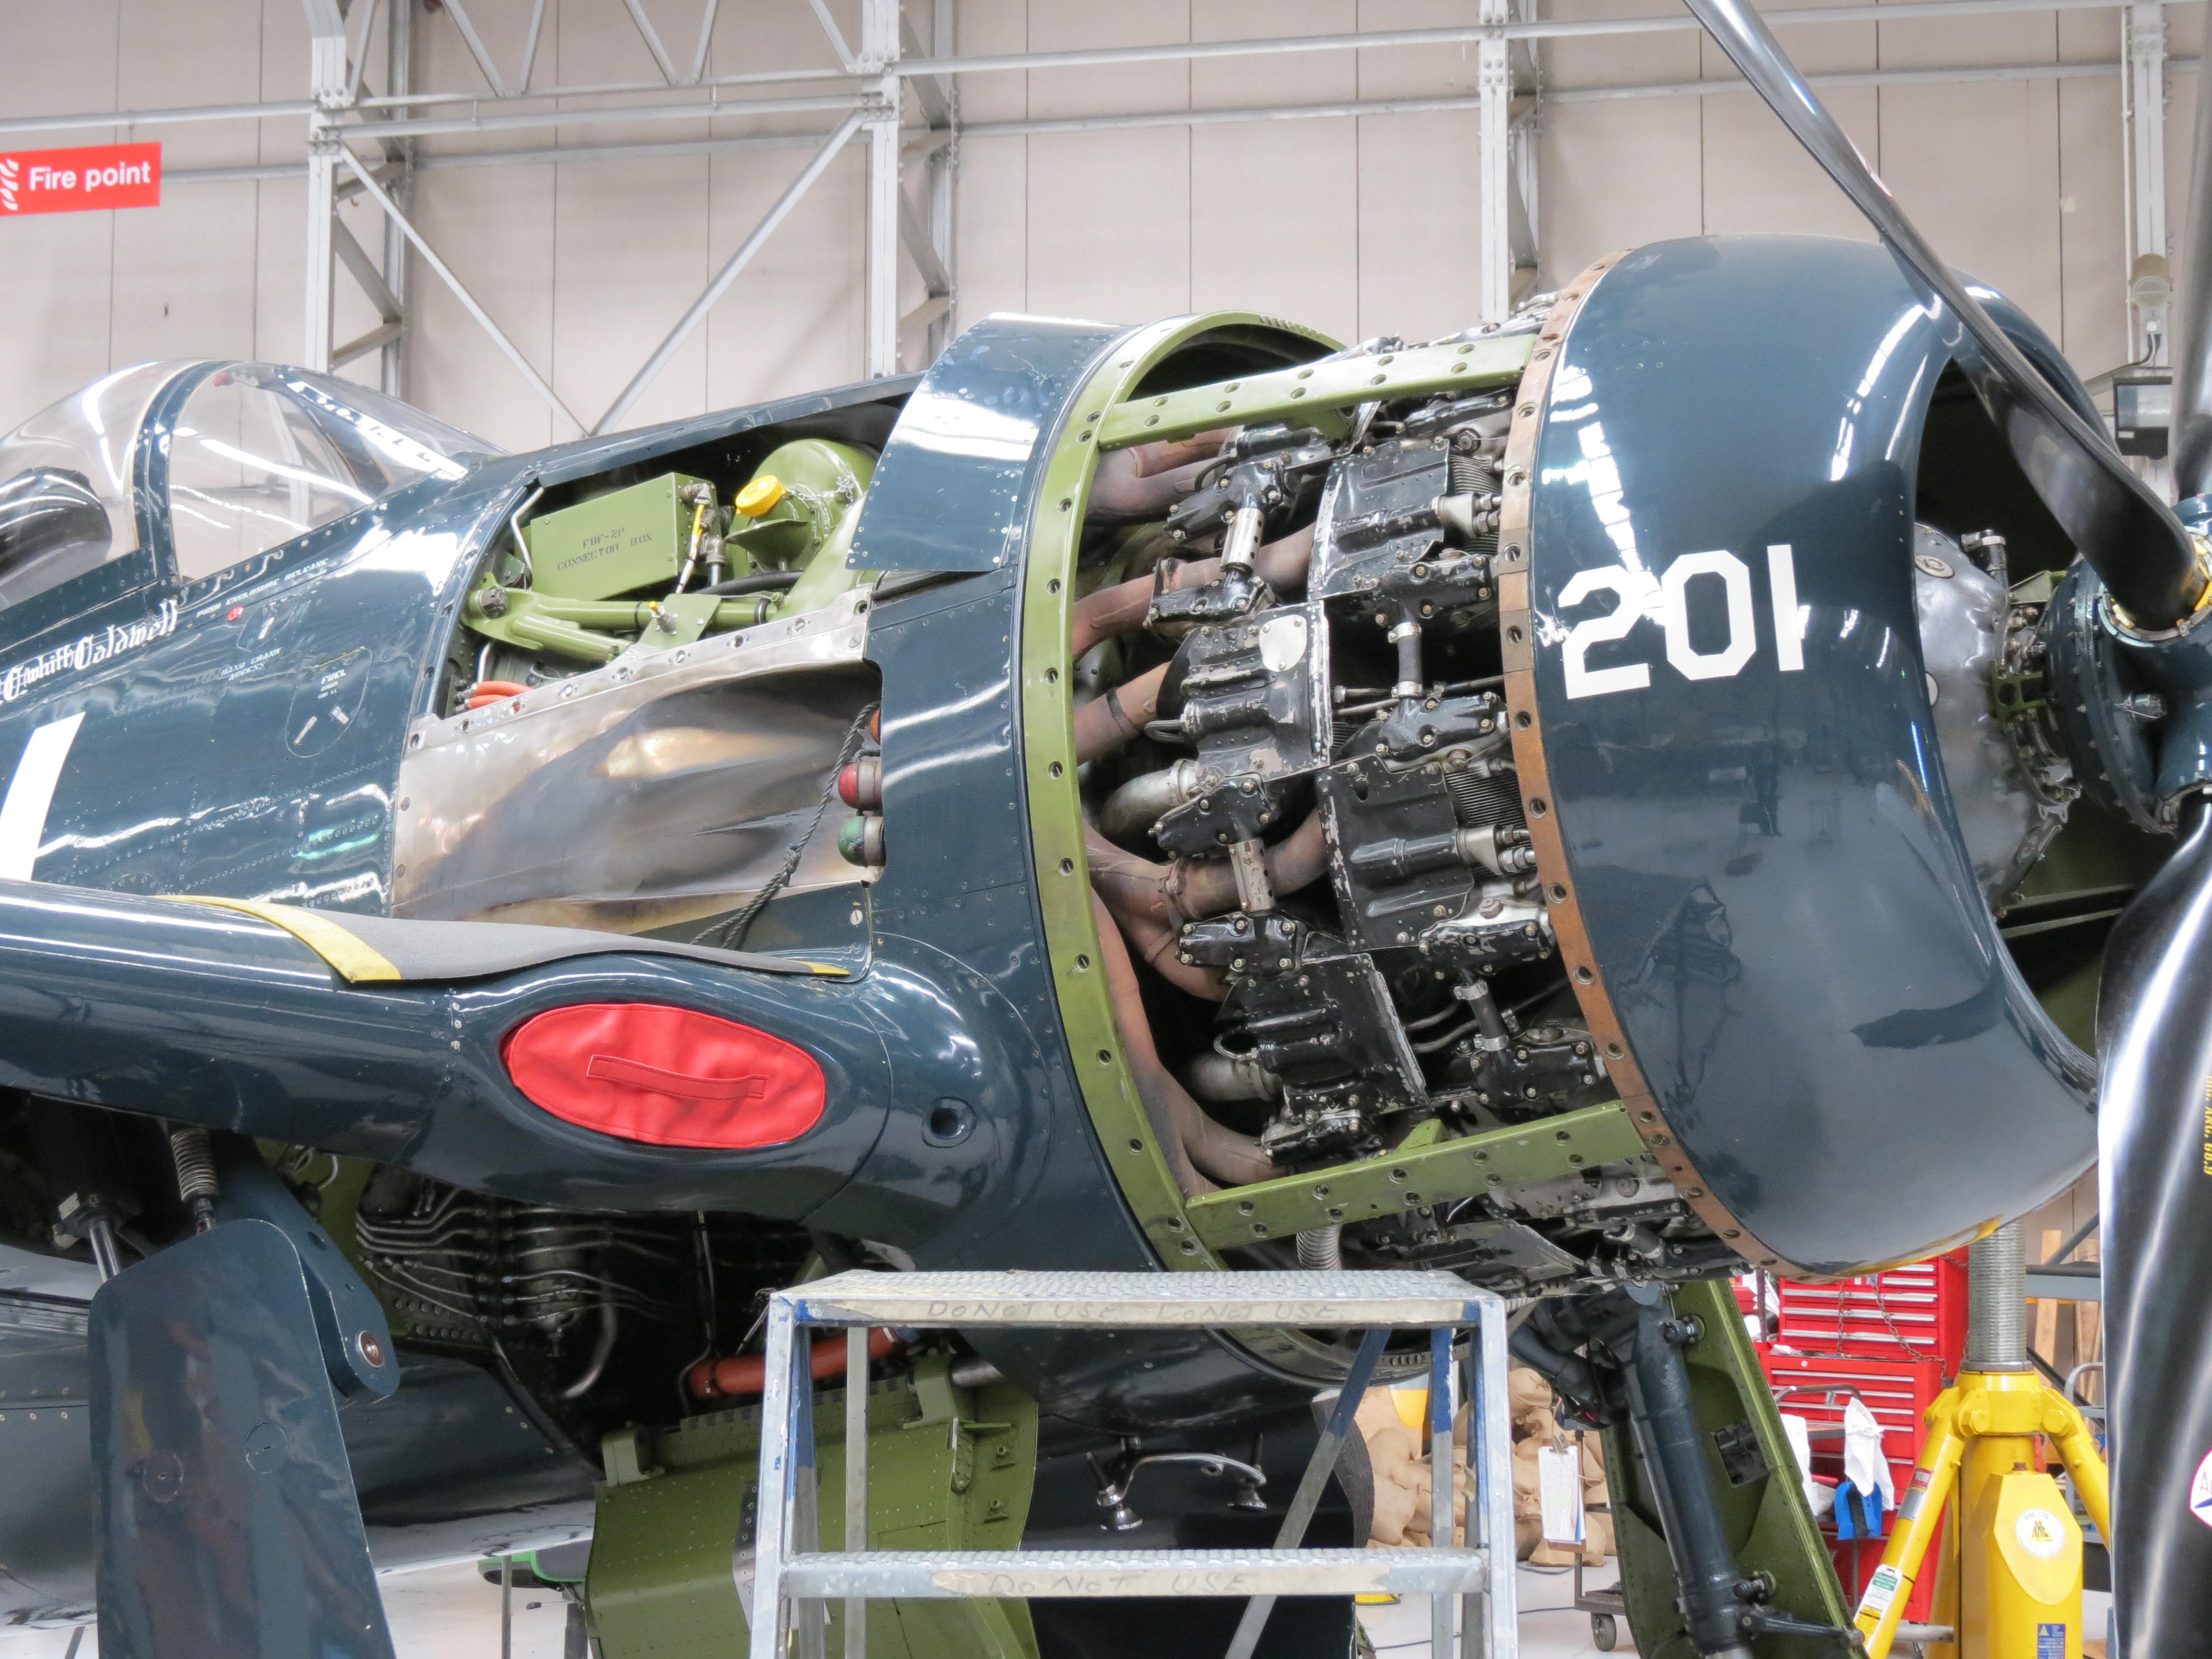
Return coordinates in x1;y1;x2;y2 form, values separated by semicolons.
1507;237;2095;1276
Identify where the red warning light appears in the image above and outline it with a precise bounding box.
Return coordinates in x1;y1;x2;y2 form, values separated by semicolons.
502;1003;825;1149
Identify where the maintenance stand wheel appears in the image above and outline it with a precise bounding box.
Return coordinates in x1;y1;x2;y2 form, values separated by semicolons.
1591;1610;1619;1651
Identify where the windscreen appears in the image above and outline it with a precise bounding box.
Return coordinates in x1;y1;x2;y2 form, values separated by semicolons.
0;361;192;606
168;364;501;580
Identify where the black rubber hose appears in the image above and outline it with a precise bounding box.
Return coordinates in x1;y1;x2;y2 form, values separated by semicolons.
2096;796;2212;1659
700;570;802;595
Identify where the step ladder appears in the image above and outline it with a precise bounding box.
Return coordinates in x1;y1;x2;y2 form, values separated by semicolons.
749;1269;1519;1659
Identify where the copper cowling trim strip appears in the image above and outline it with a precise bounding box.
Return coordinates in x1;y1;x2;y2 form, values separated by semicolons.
1494;254;1804;1277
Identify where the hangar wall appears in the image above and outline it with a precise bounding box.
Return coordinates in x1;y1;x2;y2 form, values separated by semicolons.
0;0;2198;455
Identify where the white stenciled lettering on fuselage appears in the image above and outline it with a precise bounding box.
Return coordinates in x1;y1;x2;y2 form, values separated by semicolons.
0;598;180;703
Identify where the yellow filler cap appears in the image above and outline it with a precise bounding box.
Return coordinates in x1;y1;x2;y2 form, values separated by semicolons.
735;475;786;517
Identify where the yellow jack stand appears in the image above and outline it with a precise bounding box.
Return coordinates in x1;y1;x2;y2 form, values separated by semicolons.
1850;1225;2110;1659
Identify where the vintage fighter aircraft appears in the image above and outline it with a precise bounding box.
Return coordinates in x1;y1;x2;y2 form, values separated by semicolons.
2;1;2209;1654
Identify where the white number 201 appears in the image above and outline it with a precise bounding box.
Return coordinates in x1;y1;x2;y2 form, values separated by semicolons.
1558;544;1803;700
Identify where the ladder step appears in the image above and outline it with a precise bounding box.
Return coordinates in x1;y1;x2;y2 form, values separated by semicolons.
779;1548;1490;1600
790;1269;1488;1328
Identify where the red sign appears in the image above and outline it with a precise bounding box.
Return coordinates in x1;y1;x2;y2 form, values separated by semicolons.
0;143;161;217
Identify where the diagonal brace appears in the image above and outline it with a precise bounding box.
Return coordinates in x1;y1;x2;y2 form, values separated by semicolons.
594;108;865;434
1222;1327;1391;1659
439;0;513;97
619;0;681;84
338;147;583;435
896;186;950;296
807;0;859;72
331;214;403;324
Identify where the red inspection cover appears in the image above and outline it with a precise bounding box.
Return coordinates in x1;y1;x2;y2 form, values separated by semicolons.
0;143;161;216
503;1002;826;1149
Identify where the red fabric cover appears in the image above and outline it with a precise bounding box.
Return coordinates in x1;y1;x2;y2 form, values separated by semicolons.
502;1003;825;1149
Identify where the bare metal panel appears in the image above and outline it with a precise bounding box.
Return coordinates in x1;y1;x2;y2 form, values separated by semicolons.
394;589;878;934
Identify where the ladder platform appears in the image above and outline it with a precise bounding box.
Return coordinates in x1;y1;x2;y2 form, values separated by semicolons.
787;1269;1487;1328
778;1547;1491;1600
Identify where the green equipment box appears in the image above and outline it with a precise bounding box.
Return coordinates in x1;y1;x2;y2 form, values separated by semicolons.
524;473;712;600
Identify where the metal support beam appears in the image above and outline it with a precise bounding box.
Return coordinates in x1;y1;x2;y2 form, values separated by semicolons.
341;91;859;143
618;0;682;85
302;0;349;374
166;53;2200;197
896;189;951;302
808;0;859;74
439;0;515;97
333;321;405;368
900;14;953;131
900;294;952;333
2125;2;2171;363
332;217;403;326
1;0;2184;143
893;0;2140;79
688;0;722;86
518;0;550;95
338;148;585;435
862;0;902;378
380;0;414;397
1478;0;1512;324
925;0;958;361
594;108;868;433
346;0;383;106
1507;0;1542;309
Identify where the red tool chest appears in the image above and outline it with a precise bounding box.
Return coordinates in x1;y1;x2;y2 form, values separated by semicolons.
1771;1255;1968;1369
1753;1254;1967;1626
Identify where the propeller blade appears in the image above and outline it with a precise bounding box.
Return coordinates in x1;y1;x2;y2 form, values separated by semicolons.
2096;799;2212;1657
1679;0;2205;630
2170;57;2212;497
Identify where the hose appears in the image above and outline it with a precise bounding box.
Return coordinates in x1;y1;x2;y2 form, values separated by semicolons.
467;679;530;711
686;1325;900;1401
701;570;803;596
1092;893;1272;1191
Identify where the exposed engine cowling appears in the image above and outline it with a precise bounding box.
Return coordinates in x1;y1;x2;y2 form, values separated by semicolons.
1070;330;1686;1296
1071;269;2100;1299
